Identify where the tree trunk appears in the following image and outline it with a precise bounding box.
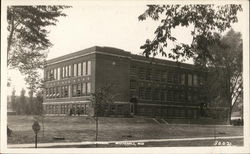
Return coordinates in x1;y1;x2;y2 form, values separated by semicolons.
7;9;15;65
95;116;98;141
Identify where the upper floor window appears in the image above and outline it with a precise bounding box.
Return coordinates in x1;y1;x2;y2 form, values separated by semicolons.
78;63;82;76
146;68;151;80
139;87;145;99
82;62;86;75
87;61;91;75
69;65;72;77
139;67;145;80
130;65;137;76
130;80;136;89
57;68;61;80
73;64;77;77
188;74;193;86
65;66;69;77
181;74;185;85
167;72;173;83
161;71;167;82
193;74;198;86
54;69;57;80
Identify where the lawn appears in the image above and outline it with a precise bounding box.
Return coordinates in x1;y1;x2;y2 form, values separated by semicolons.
7;115;243;146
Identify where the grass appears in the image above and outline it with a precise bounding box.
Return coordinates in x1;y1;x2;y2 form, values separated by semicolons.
7;115;243;146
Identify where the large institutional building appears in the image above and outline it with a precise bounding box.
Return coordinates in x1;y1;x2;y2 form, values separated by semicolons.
43;46;210;118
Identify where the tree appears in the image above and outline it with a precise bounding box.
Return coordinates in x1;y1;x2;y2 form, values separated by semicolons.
11;88;16;113
19;88;26;114
89;84;116;142
7;6;70;70
138;4;242;63
203;29;243;123
7;6;70;98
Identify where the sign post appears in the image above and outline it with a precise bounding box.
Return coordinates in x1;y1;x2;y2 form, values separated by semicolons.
32;121;40;148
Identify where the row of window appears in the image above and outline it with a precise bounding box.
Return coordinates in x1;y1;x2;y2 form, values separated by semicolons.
45;61;91;81
136;88;203;102
72;83;91;97
45;82;91;99
45;104;87;114
130;66;204;86
137;106;198;118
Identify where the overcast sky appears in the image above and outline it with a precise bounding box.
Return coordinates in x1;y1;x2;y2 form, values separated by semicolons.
7;3;246;96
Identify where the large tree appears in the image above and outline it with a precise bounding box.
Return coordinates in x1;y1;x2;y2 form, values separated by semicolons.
138;4;242;63
204;29;243;121
7;6;70;96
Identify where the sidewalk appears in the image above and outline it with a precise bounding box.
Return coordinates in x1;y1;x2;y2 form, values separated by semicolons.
7;136;243;148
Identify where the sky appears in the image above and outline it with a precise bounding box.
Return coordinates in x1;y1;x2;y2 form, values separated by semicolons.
6;3;246;96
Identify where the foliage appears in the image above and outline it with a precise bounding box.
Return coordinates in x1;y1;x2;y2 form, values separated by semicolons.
89;84;116;117
204;29;242;121
89;84;116;141
138;4;242;63
7;6;70;96
7;6;70;68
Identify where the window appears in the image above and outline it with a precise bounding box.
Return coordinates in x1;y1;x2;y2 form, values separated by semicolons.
87;82;91;94
145;88;151;100
188;74;193;86
50;70;54;80
72;84;77;97
65;66;68;77
87;61;91;75
61;86;65;97
64;86;68;97
57;87;60;98
180;91;185;101
130;80;136;89
54;69;57;80
160;89;166;101
57;68;61;80
193;74;198;86
167;72;173;83
139;87;145;99
181;74;185;85
77;84;81;96
153;70;160;81
152;88;160;100
74;64;77;76
69;65;72;77
62;66;65;78
173;91;179;101
161;72;167;82
187;92;192;102
53;87;56;98
199;75;204;86
146;68;151;80
139;67;145;79
78;63;82;76
167;90;173;101
82;62;86;75
130;65;137;76
82;83;86;95
174;73;179;83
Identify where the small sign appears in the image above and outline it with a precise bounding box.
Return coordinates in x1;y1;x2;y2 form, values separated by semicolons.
32;121;41;134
